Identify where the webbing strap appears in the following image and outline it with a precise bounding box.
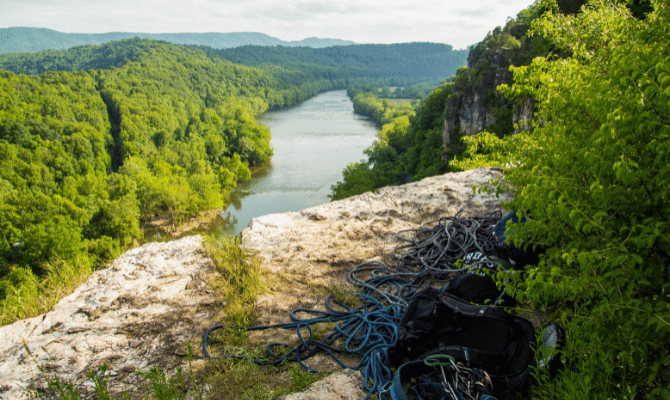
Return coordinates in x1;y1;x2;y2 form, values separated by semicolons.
438;292;513;322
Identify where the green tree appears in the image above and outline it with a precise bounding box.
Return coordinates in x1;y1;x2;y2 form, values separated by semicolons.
494;0;670;396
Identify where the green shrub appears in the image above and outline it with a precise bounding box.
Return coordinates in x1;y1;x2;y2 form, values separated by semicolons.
494;0;670;395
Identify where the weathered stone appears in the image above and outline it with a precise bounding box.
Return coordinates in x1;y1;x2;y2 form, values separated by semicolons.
513;95;535;132
279;369;365;400
444;49;514;139
442;47;536;162
0;236;220;400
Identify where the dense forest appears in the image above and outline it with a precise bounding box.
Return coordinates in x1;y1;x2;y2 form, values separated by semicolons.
0;38;465;325
333;0;669;397
0;27;355;54
209;42;467;84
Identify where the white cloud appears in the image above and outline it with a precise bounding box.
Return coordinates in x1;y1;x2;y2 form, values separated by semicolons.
0;0;536;48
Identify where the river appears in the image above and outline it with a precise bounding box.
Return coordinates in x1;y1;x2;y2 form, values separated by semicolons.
212;90;378;236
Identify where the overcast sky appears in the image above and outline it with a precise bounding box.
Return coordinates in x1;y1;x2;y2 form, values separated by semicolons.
1;0;536;49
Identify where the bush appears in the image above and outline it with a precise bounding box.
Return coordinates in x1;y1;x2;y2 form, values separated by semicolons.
495;0;670;396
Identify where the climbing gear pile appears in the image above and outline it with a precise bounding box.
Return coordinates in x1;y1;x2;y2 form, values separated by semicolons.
203;210;558;400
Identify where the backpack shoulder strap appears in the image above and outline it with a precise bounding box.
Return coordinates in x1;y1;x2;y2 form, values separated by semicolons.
438;292;512;323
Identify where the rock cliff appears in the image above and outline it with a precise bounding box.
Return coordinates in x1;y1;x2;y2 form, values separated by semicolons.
441;19;543;167
444;49;514;138
0;167;507;400
0;236;221;399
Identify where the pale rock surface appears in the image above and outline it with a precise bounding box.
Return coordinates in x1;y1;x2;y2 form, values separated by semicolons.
279;369;365;400
0;167;506;400
0;236;221;400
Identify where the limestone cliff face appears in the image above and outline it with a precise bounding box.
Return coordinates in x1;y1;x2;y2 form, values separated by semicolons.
447;49;513;137
442;48;535;164
512;94;535;132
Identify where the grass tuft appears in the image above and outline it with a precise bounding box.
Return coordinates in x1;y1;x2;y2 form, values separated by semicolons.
204;235;266;330
1;255;95;325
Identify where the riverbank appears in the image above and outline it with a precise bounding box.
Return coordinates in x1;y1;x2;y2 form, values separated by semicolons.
216;90;379;236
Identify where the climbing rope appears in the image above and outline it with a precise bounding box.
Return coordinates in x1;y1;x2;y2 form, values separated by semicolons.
204;293;404;396
347;211;504;307
393;211;501;274
204;210;508;399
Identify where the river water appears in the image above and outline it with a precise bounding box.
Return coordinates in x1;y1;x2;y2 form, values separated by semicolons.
213;90;378;236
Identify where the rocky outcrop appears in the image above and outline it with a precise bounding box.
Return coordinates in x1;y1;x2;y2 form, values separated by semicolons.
0;167;507;400
442;46;536;165
513;95;535;132
0;236;222;400
445;49;514;138
279;369;365;400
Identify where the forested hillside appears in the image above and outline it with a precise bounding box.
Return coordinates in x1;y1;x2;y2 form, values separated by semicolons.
0;37;463;325
328;3;550;200
0;39;276;324
0;40;467;87
333;0;669;397
330;0;658;202
0;27;355;54
211;42;467;84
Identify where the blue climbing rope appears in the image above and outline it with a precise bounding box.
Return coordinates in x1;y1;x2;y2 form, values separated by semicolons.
203;211;509;399
204;294;405;397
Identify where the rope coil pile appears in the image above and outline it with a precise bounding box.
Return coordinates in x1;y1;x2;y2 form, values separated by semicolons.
204;210;506;399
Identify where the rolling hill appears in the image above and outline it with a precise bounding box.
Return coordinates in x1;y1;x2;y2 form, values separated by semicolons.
0;27;355;54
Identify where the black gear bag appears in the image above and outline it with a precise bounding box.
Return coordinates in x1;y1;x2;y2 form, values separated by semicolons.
388;287;536;398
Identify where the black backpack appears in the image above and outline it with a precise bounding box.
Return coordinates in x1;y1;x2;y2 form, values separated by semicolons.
388;288;536;398
445;270;517;307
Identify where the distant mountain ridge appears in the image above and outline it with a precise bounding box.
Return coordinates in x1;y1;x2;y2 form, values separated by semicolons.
0;27;356;53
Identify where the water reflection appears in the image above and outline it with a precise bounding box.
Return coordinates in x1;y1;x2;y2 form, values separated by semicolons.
205;90;377;236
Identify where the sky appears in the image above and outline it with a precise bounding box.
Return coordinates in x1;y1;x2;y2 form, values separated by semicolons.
0;0;536;50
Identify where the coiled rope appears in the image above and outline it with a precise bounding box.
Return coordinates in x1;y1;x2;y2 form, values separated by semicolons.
203;293;404;396
204;210;507;399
